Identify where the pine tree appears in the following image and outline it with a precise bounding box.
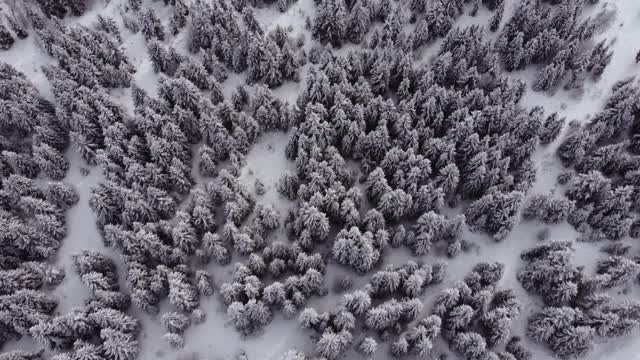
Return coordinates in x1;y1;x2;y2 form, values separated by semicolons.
46;182;79;210
523;194;574;224
313;0;347;46
176;59;212;90
162;332;185;348
169;0;189;35
0;22;14;50
342;290;371;315
195;270;214;296
518;241;579;306
161;312;191;334
539;113;565;144
139;9;165;41
488;0;504;32
332;227;380;273
242;7;263;35
100;328;139;360
465;191;524;242
358;337;377;356
347;0;370;44
167;272;199;312
315;330;352;360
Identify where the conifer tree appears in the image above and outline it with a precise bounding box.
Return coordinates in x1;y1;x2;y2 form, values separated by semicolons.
313;0;347;46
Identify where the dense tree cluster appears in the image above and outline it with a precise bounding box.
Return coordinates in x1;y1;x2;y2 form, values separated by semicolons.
34;18;134;89
520;241;640;303
528;297;640;359
426;262;523;360
28;251;140;360
0;20;15;50
185;0;302;87
519;241;640;359
369;261;445;298
518;241;582;306
465;190;524;242
555;79;640;240
2;0;638;358
312;0;504;47
41;47;297;330
297;260;444;359
523;193;575;224
0;64;78;351
31;0;88;18
14;10;134;167
7;1;315;346
497;0;611;91
223;259;326;334
285;23;544;264
207;194;330;334
231;0;299;13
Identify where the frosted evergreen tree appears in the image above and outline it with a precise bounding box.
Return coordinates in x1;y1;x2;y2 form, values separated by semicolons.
96;15;121;42
195;270;214;296
312;0;347;46
341;290;371;315
162;333;185;348
465;191;524;241
505;337;531;360
169;0;189;35
347;0;371;44
332;226;380;273
176;59;212;90
539;113;565;144
101;328;139;360
586;40;613;78
161;312;191;334
242;7;263;35
523;194;575;224
0;22;14;50
452;332;490;360
139;9;165;41
488;0;504;32
227;299;273;335
358;337;377;356
426;0;463;39
45;182;79;210
595;256;640;289
167;271;199;312
315;330;352;360
518;241;580;306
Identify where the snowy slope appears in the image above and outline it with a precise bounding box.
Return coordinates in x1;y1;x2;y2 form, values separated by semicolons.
2;0;640;359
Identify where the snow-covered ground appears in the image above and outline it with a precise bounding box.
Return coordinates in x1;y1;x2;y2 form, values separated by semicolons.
2;0;640;359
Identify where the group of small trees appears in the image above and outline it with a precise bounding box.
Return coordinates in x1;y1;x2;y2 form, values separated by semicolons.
519;241;640;359
294;260;444;359
222;257;326;334
425;262;526;360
